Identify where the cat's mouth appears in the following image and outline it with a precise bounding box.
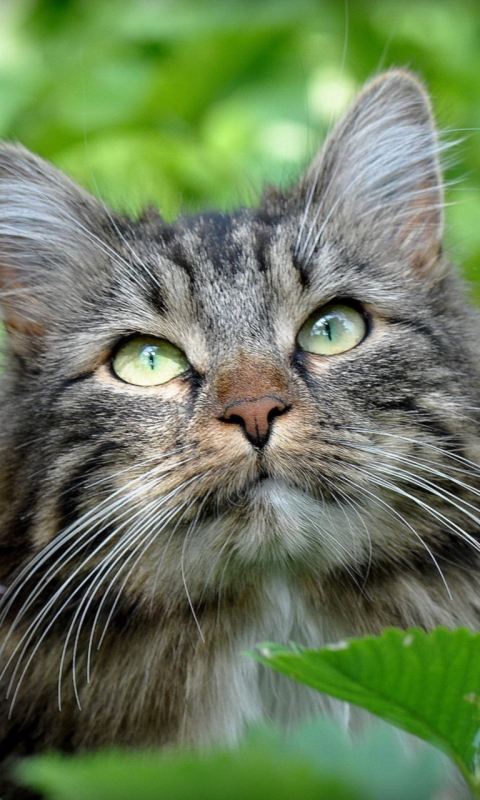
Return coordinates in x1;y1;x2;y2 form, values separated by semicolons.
257;469;270;482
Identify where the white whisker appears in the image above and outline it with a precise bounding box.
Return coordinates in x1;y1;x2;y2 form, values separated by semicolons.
338;471;452;599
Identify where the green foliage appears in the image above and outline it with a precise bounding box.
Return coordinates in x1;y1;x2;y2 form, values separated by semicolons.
1;0;480;294
18;718;446;800
254;628;480;796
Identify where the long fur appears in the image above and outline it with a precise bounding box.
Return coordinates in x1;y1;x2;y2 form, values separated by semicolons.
0;70;478;798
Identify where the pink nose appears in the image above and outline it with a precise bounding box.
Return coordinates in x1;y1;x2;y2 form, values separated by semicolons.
221;395;288;447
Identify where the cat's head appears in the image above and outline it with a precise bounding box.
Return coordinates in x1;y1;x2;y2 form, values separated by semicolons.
0;70;478;625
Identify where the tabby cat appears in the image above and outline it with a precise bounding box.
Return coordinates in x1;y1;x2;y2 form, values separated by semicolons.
0;70;479;796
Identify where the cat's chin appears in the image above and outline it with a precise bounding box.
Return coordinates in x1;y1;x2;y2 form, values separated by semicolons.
208;476;357;571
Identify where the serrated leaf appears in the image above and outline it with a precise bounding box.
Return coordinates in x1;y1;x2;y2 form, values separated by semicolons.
253;628;480;790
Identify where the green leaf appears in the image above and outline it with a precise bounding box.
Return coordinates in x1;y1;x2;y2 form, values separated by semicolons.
17;718;447;800
253;628;480;792
17;739;362;800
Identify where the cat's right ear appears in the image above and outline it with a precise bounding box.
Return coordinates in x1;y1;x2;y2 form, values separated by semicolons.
0;144;108;356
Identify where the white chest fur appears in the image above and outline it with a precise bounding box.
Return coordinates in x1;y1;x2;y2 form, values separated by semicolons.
182;579;349;746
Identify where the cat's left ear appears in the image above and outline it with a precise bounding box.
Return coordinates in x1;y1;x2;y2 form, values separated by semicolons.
295;70;445;281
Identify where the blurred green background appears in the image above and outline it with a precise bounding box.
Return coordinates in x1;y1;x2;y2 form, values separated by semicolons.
2;0;480;291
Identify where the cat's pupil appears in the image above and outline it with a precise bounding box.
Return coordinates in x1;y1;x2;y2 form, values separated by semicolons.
145;347;156;370
312;317;333;341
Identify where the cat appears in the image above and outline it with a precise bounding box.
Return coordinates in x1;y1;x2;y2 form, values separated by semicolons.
0;68;479;797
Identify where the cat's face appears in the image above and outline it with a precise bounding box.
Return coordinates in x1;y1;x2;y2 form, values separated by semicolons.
0;70;479;626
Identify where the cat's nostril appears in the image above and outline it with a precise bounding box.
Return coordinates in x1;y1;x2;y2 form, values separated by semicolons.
220;395;289;448
267;404;285;423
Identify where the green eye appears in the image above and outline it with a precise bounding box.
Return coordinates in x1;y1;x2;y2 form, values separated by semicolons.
297;302;367;356
112;336;189;386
